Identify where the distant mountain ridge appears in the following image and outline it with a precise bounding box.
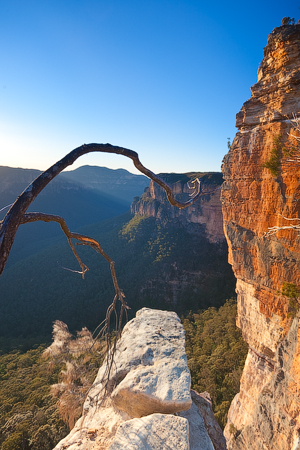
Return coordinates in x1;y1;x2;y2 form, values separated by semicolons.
0;164;149;211
61;165;149;203
0;168;235;351
0;165;149;267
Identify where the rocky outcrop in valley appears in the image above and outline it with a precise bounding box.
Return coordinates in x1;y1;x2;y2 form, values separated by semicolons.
129;172;235;312
53;308;226;450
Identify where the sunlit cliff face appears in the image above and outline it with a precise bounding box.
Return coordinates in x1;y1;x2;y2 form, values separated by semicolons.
132;174;225;243
221;24;300;450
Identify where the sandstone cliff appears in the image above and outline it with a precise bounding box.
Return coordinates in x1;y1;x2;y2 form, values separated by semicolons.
53;308;225;450
221;24;300;449
129;171;235;312
131;172;224;243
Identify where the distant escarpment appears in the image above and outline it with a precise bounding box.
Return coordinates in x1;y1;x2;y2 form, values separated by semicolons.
0;169;235;349
128;172;235;312
221;25;300;449
132;172;224;243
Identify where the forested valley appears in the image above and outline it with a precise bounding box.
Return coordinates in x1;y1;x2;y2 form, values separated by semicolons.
0;300;247;449
0;166;246;449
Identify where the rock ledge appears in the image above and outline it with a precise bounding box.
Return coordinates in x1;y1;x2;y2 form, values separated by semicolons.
53;308;223;449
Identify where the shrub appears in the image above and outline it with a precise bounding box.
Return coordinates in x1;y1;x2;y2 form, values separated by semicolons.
281;17;295;26
262;135;284;176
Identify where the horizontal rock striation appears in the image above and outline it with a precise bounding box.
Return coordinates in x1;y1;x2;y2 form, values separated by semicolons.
131;172;225;243
52;308;220;450
221;24;300;449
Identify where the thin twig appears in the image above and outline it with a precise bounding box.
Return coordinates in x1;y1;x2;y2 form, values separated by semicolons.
0;203;13;213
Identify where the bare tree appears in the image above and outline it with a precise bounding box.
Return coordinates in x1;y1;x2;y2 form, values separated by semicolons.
264;213;300;236
0;143;218;392
264;115;300;237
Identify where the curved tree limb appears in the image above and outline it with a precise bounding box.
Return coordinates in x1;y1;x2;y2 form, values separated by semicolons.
21;211;128;394
20;212;120;281
0;144;220;400
0;143;217;275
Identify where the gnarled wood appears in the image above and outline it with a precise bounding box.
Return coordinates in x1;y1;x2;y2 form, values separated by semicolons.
0;143;219;399
0;143;216;275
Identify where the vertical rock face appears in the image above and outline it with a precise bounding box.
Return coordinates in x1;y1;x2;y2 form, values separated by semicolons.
221;25;300;449
131;172;225;243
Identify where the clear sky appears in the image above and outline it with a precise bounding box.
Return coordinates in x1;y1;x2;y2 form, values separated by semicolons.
1;1;299;175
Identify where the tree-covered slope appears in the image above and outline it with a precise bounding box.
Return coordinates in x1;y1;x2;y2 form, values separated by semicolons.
0;300;247;449
0;346;68;450
0;210;235;350
183;299;248;429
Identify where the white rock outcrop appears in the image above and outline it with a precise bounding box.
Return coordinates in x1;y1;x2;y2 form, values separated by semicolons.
179;403;214;450
53;308;219;450
109;414;189;450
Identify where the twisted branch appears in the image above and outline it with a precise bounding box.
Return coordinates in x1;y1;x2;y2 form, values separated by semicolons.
0;143;216;276
264;114;300;236
0;143;220;396
281;113;300;168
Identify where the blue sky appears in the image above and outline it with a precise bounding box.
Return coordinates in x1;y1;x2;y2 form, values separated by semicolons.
1;0;299;175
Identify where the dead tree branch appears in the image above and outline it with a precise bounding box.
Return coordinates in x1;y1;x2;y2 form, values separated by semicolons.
264;213;300;236
282;114;300;168
0;143;220;396
0;143;216;276
21;211;128;394
264;114;300;237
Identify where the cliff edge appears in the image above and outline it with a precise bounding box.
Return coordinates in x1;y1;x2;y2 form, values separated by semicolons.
221;24;300;449
131;172;224;243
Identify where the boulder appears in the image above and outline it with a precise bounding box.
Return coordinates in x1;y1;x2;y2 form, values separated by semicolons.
179;402;214;450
